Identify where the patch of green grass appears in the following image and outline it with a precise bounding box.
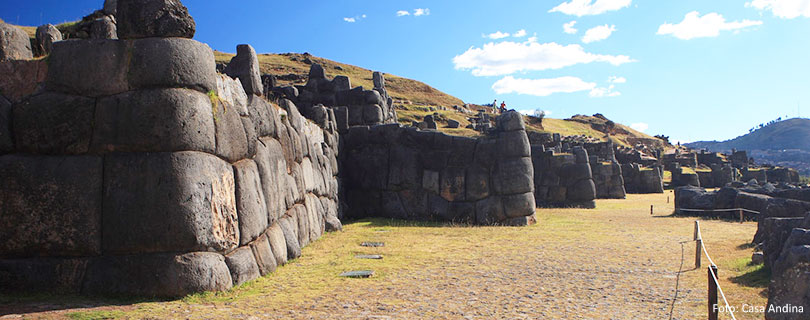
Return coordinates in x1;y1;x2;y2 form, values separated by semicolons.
66;310;127;320
728;257;771;288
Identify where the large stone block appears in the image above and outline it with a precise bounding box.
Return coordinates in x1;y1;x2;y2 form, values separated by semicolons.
266;223;288;265
233;159;268;246
476;196;505;225
246;95;277;138
0;96;12;153
465;165;490;201
0;59;48;103
224;44;262;96
254;137;288;224
502;192;536;219
496;111;525;131
129;38;216;93
0;258;87;293
117;0;196;39
294;205;311;248
561;163;593;184
103;151;239;254
440;166;466;202
13;92;94;154
498;130;531;158
82;252;232;298
388;145;421;190
0;155;102;257
35;24;62;56
249;235;277;276
92;88;216;154
279;216;302;260
224;246;260;286
568;179;596;202
761;218;805;270
212;92;249;162
0;22;33;61
46;39;129;97
493;157;534;195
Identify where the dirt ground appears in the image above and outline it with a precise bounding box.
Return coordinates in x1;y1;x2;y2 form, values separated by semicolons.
1;191;767;319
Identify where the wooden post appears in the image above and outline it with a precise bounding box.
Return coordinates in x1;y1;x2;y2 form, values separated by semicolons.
651;205;654;215
667;196;670;204
708;265;719;320
695;221;702;269
739;209;744;223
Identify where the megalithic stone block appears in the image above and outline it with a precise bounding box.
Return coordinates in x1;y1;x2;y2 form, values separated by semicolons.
103;151;239;254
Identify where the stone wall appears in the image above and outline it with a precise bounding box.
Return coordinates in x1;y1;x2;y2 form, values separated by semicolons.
622;163;664;193
341;111;537;225
271;64;397;129
532;146;597;208
591;160;627;199
0;34;341;296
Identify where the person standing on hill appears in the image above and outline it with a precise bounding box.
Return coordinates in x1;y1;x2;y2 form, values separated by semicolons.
500;101;507;113
492;99;498;113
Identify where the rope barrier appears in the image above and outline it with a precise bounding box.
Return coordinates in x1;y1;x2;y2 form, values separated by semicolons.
676;208;760;214
696;222;737;320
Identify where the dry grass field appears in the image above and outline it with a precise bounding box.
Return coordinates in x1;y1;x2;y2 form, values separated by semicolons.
1;192;767;319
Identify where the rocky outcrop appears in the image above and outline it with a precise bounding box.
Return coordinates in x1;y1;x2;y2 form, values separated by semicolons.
35;24;62;56
766;228;810;320
0;22;33;61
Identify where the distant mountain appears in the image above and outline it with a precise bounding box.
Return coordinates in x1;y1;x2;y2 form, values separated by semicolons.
686;118;810;152
686;118;810;175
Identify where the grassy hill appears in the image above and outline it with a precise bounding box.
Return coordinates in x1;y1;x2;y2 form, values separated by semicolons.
214;52;463;108
686;118;810;152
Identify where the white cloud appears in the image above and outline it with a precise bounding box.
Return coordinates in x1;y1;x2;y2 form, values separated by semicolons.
630;122;649;132
344;14;367;23
563;20;579;34
343;17;356;23
550;0;633;17
486;31;511;39
746;0;810;19
414;8;431;16
493;76;596;96
453;38;635;77
513;29;528;38
589;84;621;97
396;10;410;16
582;24;616;43
657;11;763;40
362;14;367;18
608;76;626;83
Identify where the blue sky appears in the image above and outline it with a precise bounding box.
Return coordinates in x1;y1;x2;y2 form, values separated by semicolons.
3;0;810;143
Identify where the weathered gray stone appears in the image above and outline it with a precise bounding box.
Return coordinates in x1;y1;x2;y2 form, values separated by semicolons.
373;71;385;89
129;38;216;93
224;246;260;286
333;75;351;91
82;252;232;298
13;92;95;154
246;95;276;138
212;92;249;162
0;258;88;293
0;155;102;257
117;0;196;39
233;160;268;246
496;110;524;131
215;74;249;116
475;196;505;225
46;39;128;97
103;151;239;254
568;179;596;202
498;130;531;158
266;223;288;265
465;165;490;201
90;16;117;39
363;104;383;124
0;22;33;61
254;137;287;223
279;217;301;259
249;235;277;276
493;157;534;195
0;96;11;153
92;88;216;154
103;0;118;15
768;238;810;320
502;192;535;219
294;205;311;248
440;166;466;201
224;44;263;96
35;24;62;55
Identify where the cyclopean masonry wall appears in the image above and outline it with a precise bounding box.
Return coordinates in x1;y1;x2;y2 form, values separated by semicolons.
621;163;665;194
584;141;626;199
531;146;597;208
271;64;398;129
341;111;537;225
0;4;341;297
